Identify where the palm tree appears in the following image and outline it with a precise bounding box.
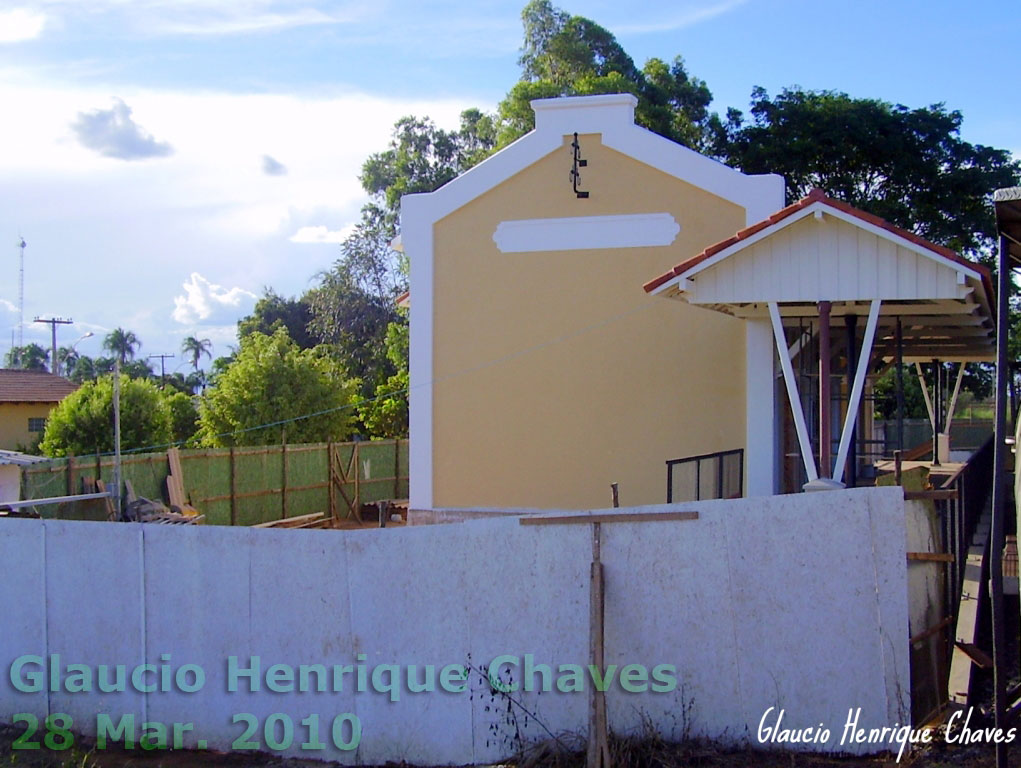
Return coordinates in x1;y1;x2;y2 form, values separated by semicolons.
57;346;80;377
4;344;49;371
181;336;212;371
103;328;141;364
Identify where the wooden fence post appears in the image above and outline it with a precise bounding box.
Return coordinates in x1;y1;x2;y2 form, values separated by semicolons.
327;442;336;522
353;442;360;519
229;446;238;526
66;456;76;496
281;427;288;520
393;439;400;498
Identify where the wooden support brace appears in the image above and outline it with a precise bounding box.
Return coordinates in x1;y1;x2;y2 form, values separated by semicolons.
587;522;611;768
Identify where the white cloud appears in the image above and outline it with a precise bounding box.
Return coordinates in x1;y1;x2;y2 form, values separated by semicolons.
262;154;287;176
289;223;355;244
172;273;257;325
71;97;174;160
0;8;46;43
0;298;17;313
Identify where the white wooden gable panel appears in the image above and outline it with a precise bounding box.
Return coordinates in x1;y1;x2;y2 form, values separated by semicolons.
688;215;962;305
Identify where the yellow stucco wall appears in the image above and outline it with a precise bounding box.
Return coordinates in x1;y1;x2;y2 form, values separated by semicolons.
0;402;55;451
431;134;748;509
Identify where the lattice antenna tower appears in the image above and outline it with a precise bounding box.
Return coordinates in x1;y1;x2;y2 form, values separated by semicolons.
17;237;25;348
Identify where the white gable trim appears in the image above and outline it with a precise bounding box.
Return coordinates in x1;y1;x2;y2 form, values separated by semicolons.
653;202;983;297
402;94;784;511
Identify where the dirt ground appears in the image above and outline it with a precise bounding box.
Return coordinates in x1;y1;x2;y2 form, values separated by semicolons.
3;723;1021;768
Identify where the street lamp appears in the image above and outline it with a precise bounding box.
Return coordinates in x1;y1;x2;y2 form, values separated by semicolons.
64;331;94;376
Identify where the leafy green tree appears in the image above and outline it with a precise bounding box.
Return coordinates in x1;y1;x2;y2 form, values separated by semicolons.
499;0;717;149
715;87;1021;255
358;319;409;438
305;260;399;393
197;329;357;446
4;344;49;371
181;335;212;370
238;289;317;349
39;375;172;457
163;391;200;445
103;328;141;364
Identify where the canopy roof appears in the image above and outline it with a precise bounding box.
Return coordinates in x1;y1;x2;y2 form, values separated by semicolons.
995;187;1021;268
645;189;995;362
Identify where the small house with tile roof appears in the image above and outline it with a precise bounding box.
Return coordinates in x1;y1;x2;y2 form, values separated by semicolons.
0;369;77;450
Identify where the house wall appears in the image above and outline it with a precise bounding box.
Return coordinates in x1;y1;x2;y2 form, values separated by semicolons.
430;135;748;509
0;487;911;764
0;402;55;451
0;465;20;502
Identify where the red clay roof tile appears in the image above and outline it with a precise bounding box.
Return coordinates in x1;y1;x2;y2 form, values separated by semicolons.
0;370;78;403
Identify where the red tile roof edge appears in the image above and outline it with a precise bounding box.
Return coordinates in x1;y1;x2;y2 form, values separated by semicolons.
0;369;78;403
643;188;993;298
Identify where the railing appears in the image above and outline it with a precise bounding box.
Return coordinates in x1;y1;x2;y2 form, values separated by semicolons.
666;449;744;503
941;434;995;603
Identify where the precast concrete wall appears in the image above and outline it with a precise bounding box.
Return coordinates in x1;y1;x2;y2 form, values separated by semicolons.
0;487;910;764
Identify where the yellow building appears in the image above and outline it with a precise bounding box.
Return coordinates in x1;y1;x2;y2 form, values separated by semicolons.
0;370;77;451
402;94;994;512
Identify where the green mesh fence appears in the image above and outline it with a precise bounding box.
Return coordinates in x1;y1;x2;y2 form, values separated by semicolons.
18;439;408;526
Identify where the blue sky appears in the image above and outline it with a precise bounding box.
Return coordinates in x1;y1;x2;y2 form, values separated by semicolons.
0;0;1018;370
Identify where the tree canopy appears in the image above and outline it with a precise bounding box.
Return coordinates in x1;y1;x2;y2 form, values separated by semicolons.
40;375;172;457
103;328;141;364
4;344;49;371
197;329;358;446
715;87;1020;257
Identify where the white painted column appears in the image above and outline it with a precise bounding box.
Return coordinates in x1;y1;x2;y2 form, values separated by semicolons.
768;302;819;483
745;318;776;496
403;197;434;511
833;300;881;485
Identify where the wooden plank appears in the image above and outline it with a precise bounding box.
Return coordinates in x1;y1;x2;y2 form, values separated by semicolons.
521;511;699;526
95;480;117;521
905;489;958;501
908;552;956;562
954;642;993;670
910;615;955;645
254;512;326;529
587;522;610;768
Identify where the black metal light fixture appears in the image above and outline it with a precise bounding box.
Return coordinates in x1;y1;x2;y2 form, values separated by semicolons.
570;132;589;198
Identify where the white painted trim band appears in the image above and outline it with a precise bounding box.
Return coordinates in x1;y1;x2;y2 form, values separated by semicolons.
492;213;680;253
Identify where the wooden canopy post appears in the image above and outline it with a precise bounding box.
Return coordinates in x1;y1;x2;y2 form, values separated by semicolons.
896;318;905;453
932;359;942;467
818;301;832;477
845;312;858;487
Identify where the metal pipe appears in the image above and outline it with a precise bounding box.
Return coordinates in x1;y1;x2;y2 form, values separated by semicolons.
819;301;832;477
990;234;1010;768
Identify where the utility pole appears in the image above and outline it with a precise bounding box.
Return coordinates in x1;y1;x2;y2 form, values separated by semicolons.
148;353;174;387
33;316;72;375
